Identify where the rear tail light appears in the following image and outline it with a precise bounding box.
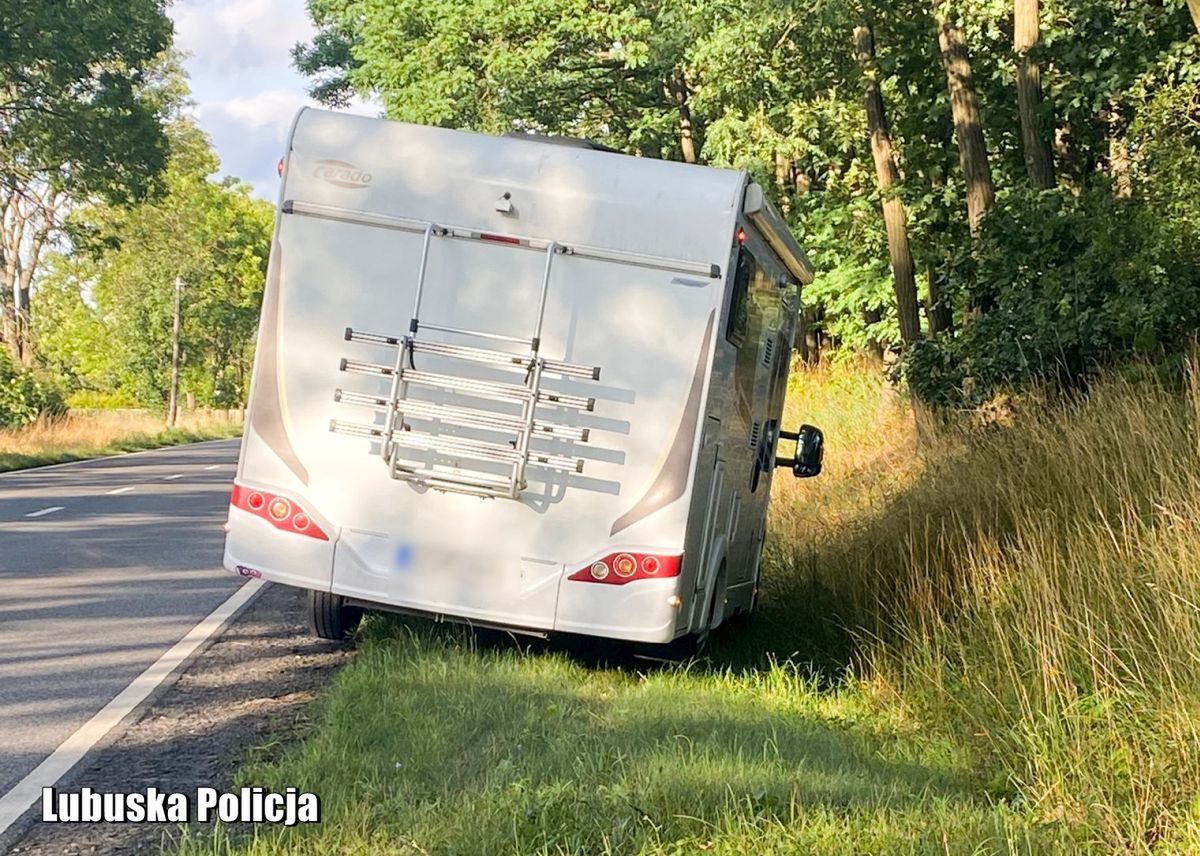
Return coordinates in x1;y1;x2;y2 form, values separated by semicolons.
268;497;292;521
568;552;682;586
230;484;329;540
613;553;637;578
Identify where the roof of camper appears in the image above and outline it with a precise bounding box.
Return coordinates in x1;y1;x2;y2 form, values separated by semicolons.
283;109;749;274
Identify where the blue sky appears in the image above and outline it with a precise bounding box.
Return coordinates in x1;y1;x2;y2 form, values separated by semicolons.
169;0;376;199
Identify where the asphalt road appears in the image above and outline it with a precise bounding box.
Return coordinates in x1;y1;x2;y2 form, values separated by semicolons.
0;440;242;800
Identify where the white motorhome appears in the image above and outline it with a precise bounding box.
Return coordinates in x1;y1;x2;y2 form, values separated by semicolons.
225;108;824;653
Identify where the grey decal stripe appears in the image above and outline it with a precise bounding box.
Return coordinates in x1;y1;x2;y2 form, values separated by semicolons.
610;310;716;536
249;239;310;486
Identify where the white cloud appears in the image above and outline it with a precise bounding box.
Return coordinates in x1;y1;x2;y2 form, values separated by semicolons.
171;0;314;76
197;88;311;134
170;0;380;198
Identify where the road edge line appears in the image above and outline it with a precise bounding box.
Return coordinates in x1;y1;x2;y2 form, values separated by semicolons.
0;578;266;838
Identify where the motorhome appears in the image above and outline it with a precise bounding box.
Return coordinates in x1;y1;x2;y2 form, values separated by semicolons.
224;108;824;653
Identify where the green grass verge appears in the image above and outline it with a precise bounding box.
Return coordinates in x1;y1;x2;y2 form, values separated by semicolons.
178;619;1062;856
0;423;242;472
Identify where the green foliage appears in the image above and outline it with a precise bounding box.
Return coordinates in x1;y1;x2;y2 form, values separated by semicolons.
298;0;704;158
36;122;274;410
0;0;173;202
0;350;66;428
906;38;1200;407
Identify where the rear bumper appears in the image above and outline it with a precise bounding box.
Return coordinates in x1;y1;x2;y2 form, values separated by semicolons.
223;507;335;591
225;511;685;644
553;576;683;643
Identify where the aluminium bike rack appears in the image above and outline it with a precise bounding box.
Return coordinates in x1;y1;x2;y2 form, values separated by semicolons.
330;223;602;499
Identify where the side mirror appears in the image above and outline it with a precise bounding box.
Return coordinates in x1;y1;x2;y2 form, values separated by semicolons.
776;424;823;479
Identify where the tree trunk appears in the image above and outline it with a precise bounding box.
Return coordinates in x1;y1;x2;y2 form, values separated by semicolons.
167;276;183;428
1014;0;1055;188
0;186;62;364
1108;133;1128;198
935;5;996;234
1099;103;1128;196
863;307;885;363
926;261;953;334
669;74;699;164
801;307;822;366
855;24;922;345
774;153;793;214
1189;0;1200;35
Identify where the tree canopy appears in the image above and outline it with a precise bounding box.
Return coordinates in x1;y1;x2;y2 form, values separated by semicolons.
297;0;1200;404
0;0;173;201
0;0;176;371
34;121;274;412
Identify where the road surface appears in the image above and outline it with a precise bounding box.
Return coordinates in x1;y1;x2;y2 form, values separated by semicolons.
0;440;242;804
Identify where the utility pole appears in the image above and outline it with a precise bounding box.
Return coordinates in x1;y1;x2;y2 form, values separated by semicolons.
167;276;183;429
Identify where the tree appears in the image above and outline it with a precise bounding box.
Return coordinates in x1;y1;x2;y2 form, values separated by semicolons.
44;122;273;412
294;0;708;160
933;1;995;235
854;22;921;344
0;185;64;364
1014;0;1055;188
0;1;175;363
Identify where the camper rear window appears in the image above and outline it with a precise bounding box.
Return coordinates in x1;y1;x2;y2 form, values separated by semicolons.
726;245;757;346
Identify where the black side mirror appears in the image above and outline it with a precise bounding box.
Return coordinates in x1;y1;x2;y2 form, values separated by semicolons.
776;424;823;479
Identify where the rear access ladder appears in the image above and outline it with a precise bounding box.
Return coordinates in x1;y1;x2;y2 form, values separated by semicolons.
330;223;602;499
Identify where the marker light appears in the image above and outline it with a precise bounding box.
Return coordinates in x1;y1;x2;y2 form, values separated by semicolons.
230;484;329;541
736;227;747;244
568;552;683;586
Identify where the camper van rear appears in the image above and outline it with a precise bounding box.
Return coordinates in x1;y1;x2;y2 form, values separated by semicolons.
225;108;821;651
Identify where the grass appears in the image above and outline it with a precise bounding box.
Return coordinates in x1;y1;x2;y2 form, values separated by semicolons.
178;357;1200;854
0;409;243;471
180;628;1052;855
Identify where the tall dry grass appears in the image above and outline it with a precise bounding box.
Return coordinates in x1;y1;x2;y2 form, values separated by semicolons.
0;408;242;471
761;358;1200;851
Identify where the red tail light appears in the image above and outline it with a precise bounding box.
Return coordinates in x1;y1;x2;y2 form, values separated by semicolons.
568;551;682;586
230;484;329;541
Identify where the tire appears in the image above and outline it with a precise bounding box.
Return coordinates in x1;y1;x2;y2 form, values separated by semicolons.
307;589;362;640
643;630;706;662
644;571;725;661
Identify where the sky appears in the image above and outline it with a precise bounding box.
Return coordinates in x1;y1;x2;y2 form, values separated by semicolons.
169;0;377;200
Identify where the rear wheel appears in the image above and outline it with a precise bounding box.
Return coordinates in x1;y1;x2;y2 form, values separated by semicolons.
307;589;362;640
642;570;725;661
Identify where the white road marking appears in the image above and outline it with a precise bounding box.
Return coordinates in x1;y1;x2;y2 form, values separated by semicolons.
0;578;265;838
203;464;220;471
163;474;184;481
24;507;63;519
105;487;135;496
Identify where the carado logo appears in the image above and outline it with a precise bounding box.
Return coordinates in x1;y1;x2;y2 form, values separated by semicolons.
312;159;372;189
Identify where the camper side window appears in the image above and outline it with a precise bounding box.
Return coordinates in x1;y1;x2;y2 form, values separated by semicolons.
726;245;757;346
